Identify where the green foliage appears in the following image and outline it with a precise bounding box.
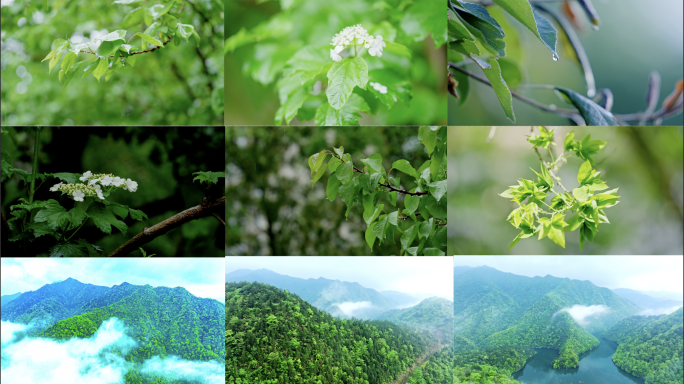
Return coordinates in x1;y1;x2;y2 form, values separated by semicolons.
453;266;643;370
455;347;536;376
499;127;620;251
604;308;683;384
375;297;455;344
406;346;453;384
309;127;447;255
225;0;447;126
226;281;441;384
41;1;199;87
454;363;524;384
192;171;225;186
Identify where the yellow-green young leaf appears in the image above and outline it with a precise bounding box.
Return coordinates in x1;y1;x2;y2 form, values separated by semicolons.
135;32;164;47
326;57;368;110
61;52;76;71
308;150;327;172
43;39;69;62
122;7;144;28
383;41;412;58
42;50;57;63
492;0;558;60
92;58;109;82
577;160;593;185
365;224;376;251
49;54;61;74
483;58;515;122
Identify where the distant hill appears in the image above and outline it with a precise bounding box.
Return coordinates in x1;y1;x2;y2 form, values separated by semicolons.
375;296;454;343
0;292;23;307
226;281;441;384
454;265;642;369
453;266;474;275
604;308;683;384
225;268;402;319
379;290;421;307
613;288;683;314
636;289;684;302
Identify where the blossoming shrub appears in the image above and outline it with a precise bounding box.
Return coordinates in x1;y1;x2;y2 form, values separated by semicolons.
225;0;446;126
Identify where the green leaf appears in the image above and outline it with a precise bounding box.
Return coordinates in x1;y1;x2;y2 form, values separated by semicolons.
578;134;607;164
453;1;506;57
86;202;127;235
49;173;82;184
565;215;584;232
360;156;384;176
374;215;389;243
29;222;54;238
423;248;445;256
336;160;354;185
363;203;384;226
60;52;76;72
555;87;617;125
192;171;225;185
401;0;447;48
177;23;200;46
49;243;88;257
573;186;589;203
425;195;447;220
308;150;327;172
122;7;144;28
388;211;399;226
492;0;558;59
367;68;412;109
62;58;96;88
282;46;330;85
434;226;447;247
128;207;148;221
326;57;368;110
333;147;344;159
314;95;370;126
430;135;446;179
564;131;576;151
326;174;340;202
483;58;515;122
577;160;593;185
134;32;164;47
427;180;447;202
401;224;419;253
418;218;434;239
311;164;328;188
92;58;108;82
383;41;412;58
392;159;418;179
365;224;376;251
338;178;360;218
404;192;420;214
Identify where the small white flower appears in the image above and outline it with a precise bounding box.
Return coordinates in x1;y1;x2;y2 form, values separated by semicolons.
112;177;124;187
79;171;92;182
101;175;113;186
124;179;138;192
49;183;63;192
94;184;104;200
330;45;344;62
366;35;386;57
73;190;85;202
88;179;99;186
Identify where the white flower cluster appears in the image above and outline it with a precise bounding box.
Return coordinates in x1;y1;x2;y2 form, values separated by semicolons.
329;24;386;62
49;171;138;202
369;82;388;94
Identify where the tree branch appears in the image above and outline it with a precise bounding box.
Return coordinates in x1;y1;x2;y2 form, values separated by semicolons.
108;196;225;256
212;213;225;226
80;36;173;58
170;61;197;100
328;152;428;196
195;46;214;92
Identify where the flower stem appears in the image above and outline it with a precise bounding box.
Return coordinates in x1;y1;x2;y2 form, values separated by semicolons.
65;218;88;243
28;127;41;204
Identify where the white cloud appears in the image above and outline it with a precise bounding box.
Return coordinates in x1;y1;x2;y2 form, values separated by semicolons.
639;306;682;316
141;356;224;384
335;301;373;317
558;304;611;326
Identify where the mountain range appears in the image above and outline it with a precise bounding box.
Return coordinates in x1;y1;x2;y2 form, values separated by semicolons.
225;268;448;320
612;288;683;313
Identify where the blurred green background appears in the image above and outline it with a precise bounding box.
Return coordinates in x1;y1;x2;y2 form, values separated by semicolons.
1;127;225;256
225;0;447;126
447;126;683;255
225;127;432;256
1;0;224;126
448;0;683;126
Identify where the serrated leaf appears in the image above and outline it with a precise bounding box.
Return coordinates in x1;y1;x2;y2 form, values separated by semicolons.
192;171;225;185
49;173;82;184
129;208;148;221
315;95;370;126
87;202;127;235
326;57;368;110
49;243;88;257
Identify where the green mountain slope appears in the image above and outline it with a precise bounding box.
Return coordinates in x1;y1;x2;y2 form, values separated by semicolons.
225;269;400;319
226;282;441;384
1;292;23;307
407;346;453;384
454;266;642;369
603;307;683;384
1;278;109;329
375;297;454;343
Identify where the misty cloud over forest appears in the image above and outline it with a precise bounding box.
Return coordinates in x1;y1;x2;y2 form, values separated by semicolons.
557;305;611;326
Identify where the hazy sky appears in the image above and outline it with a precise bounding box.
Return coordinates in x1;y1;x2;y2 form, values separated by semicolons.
1;258;225;302
226;257;454;300
455;256;683;293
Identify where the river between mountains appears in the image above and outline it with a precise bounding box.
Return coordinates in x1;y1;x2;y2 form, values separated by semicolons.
512;337;644;384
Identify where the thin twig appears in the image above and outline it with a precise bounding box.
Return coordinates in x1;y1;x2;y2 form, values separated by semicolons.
108;197;225;256
212;213;225;226
179;0;186;14
534;147;570;194
79;36;173;58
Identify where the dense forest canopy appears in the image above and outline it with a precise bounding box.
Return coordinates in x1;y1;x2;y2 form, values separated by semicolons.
225;281;442;384
1;278;224;384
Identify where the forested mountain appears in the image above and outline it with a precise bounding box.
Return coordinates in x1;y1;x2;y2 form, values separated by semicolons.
603;307;683;384
379;290;421;307
226;282;442;384
453;266;642;369
453;346;535;384
1;278;109;329
1;291;23;307
226;269;402;319
613;288;683;312
406;346;453;384
375;297;454;343
2;279;224;384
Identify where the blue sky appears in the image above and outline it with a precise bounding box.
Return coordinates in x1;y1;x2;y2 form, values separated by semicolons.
455;255;683;294
226;257;454;300
1;258;224;302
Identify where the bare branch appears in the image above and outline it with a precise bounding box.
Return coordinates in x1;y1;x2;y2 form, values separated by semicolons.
108;197;225;256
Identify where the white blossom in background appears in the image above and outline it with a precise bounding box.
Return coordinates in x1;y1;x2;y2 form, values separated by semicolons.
330;45;344;62
370;82;388;94
329;24;385;61
50;172;139;201
365;35;386;57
